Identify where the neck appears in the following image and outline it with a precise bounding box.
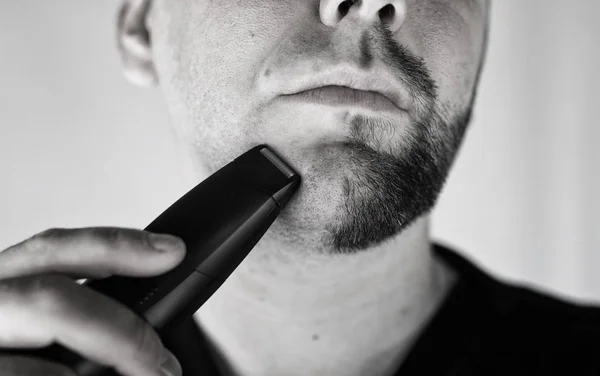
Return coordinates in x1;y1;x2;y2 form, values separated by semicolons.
193;215;457;376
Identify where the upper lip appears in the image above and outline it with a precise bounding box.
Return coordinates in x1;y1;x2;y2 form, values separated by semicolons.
280;65;411;112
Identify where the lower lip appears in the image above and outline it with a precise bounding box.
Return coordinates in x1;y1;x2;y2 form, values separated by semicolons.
280;86;404;114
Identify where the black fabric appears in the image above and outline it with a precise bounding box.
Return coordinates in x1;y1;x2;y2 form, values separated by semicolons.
162;243;600;376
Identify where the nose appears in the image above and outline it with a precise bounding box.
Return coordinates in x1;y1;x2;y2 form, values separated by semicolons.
319;0;407;32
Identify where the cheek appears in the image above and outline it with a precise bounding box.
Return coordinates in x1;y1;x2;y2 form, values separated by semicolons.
401;1;485;110
153;1;288;104
150;2;266;120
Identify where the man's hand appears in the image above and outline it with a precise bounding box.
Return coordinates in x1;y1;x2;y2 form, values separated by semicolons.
0;227;186;376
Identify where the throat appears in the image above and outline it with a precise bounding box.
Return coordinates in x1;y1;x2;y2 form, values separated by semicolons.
193;237;457;376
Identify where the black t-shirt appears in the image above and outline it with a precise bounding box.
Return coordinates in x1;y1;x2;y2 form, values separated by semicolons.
161;243;600;376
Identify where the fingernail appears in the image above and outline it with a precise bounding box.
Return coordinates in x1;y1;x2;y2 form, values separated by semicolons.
160;349;182;376
148;233;185;253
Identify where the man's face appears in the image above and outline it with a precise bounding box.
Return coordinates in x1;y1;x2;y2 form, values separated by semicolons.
135;0;489;254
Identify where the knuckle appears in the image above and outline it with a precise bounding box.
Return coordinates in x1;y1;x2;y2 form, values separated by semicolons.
84;227;134;258
90;227;123;248
35;228;68;241
27;274;72;311
26;228;67;251
91;227;149;254
0;275;72;323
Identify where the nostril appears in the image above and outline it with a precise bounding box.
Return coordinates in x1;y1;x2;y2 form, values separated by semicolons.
338;0;354;18
379;4;395;25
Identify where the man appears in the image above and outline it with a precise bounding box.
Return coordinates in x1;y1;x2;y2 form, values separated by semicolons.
0;0;598;375
117;0;600;375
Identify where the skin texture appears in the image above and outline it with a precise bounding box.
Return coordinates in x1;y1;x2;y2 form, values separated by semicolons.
117;1;490;375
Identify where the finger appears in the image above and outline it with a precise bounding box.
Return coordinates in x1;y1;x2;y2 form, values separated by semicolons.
0;355;78;376
0;227;186;280
0;274;174;376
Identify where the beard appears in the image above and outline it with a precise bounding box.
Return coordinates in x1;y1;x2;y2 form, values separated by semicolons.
308;22;479;254
311;20;485;255
322;98;474;254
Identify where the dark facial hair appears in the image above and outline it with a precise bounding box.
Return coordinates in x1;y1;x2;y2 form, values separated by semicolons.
322;23;478;254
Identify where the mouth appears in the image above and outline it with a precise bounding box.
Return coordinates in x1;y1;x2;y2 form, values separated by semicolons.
280;85;405;115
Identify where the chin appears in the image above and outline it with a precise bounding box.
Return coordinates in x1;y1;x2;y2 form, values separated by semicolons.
273;155;348;227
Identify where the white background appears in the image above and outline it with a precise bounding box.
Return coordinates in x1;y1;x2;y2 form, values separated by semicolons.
1;1;599;302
